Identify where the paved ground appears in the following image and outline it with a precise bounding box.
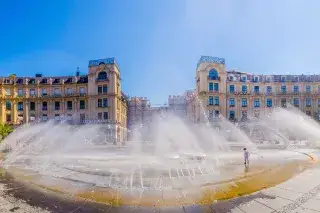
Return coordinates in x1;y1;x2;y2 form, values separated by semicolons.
0;163;319;213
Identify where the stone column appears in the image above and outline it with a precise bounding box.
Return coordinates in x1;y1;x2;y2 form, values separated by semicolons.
12;101;17;124
23;101;29;123
0;100;4;123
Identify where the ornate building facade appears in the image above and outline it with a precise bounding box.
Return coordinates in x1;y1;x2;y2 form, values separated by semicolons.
187;56;320;123
0;58;128;142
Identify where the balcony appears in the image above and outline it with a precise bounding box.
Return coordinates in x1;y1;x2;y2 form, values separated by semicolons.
54;107;60;111
42;107;48;111
207;76;221;81
208;89;219;94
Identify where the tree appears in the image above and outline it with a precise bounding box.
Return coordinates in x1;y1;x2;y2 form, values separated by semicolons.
0;123;13;142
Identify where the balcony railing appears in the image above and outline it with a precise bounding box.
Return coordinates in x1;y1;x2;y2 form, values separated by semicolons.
207;76;221;81
42;107;48;111
96;76;109;82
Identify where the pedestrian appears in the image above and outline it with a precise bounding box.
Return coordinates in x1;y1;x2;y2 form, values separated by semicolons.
243;148;250;165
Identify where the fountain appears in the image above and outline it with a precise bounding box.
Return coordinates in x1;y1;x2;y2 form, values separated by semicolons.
0;106;318;207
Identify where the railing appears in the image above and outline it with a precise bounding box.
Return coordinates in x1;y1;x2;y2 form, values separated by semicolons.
207;76;221;81
96;76;109;82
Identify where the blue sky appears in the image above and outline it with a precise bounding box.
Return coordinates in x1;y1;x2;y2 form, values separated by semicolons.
1;0;320;105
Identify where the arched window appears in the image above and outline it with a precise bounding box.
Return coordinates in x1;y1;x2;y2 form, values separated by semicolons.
97;71;108;81
208;69;219;80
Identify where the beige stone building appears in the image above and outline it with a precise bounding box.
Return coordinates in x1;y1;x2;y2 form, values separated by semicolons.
0;58;128;142
187;56;320;123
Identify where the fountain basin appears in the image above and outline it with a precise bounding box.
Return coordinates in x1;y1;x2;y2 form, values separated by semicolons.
1;149;318;207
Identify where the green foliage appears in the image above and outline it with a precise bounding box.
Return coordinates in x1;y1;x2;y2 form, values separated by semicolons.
9;74;16;78
0;123;13;142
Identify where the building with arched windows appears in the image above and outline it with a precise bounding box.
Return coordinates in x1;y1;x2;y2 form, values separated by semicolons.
0;58;128;142
187;56;320;123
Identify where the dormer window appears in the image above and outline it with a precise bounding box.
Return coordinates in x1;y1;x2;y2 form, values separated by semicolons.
241;75;247;82
281;76;286;82
53;78;60;84
29;79;36;84
306;76;312;82
228;75;234;81
253;76;259;82
40;78;48;84
65;78;73;84
265;76;271;82
4;79;10;84
16;78;23;84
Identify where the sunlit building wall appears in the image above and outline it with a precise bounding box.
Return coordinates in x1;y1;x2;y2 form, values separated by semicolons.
189;56;320;123
0;58;128;142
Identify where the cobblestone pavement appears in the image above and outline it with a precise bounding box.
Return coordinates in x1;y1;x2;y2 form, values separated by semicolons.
0;163;319;213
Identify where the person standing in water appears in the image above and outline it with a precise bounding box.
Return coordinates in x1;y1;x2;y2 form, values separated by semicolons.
243;148;250;165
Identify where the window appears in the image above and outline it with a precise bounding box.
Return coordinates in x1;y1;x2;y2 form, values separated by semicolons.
5;88;11;96
80;100;85;109
103;98;108;107
98;86;102;94
241;111;247;121
241;85;247;93
54;102;60;110
79;87;85;95
241;75;247;82
67;88;73;95
306;98;311;107
208;83;213;91
266;99;272;107
42;102;48;110
293;98;299;107
17;102;23;111
55;114;60;120
103;85;108;93
266;86;272;94
281;76;286;82
208;96;213;105
30;89;35;96
242;98;247;107
229;98;235;107
254;99;260;108
281;86;287;93
42;114;48;121
214;83;219;92
214;110;220;117
5;100;11;110
97;71;108;80
214;97;219;106
208;110;214;118
281;99;287;108
98;99;102;108
208;69;219;80
54;88;61;95
229;85;235;93
6;114;11;122
306;85;311;93
229;111;235;120
18;89;23;96
30;102;35;111
253;76;259;82
293;86;299;93
80;114;85;123
103;112;108;120
42;88;47;96
254;86;260;93
98;112;102;119
67;101;72;110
